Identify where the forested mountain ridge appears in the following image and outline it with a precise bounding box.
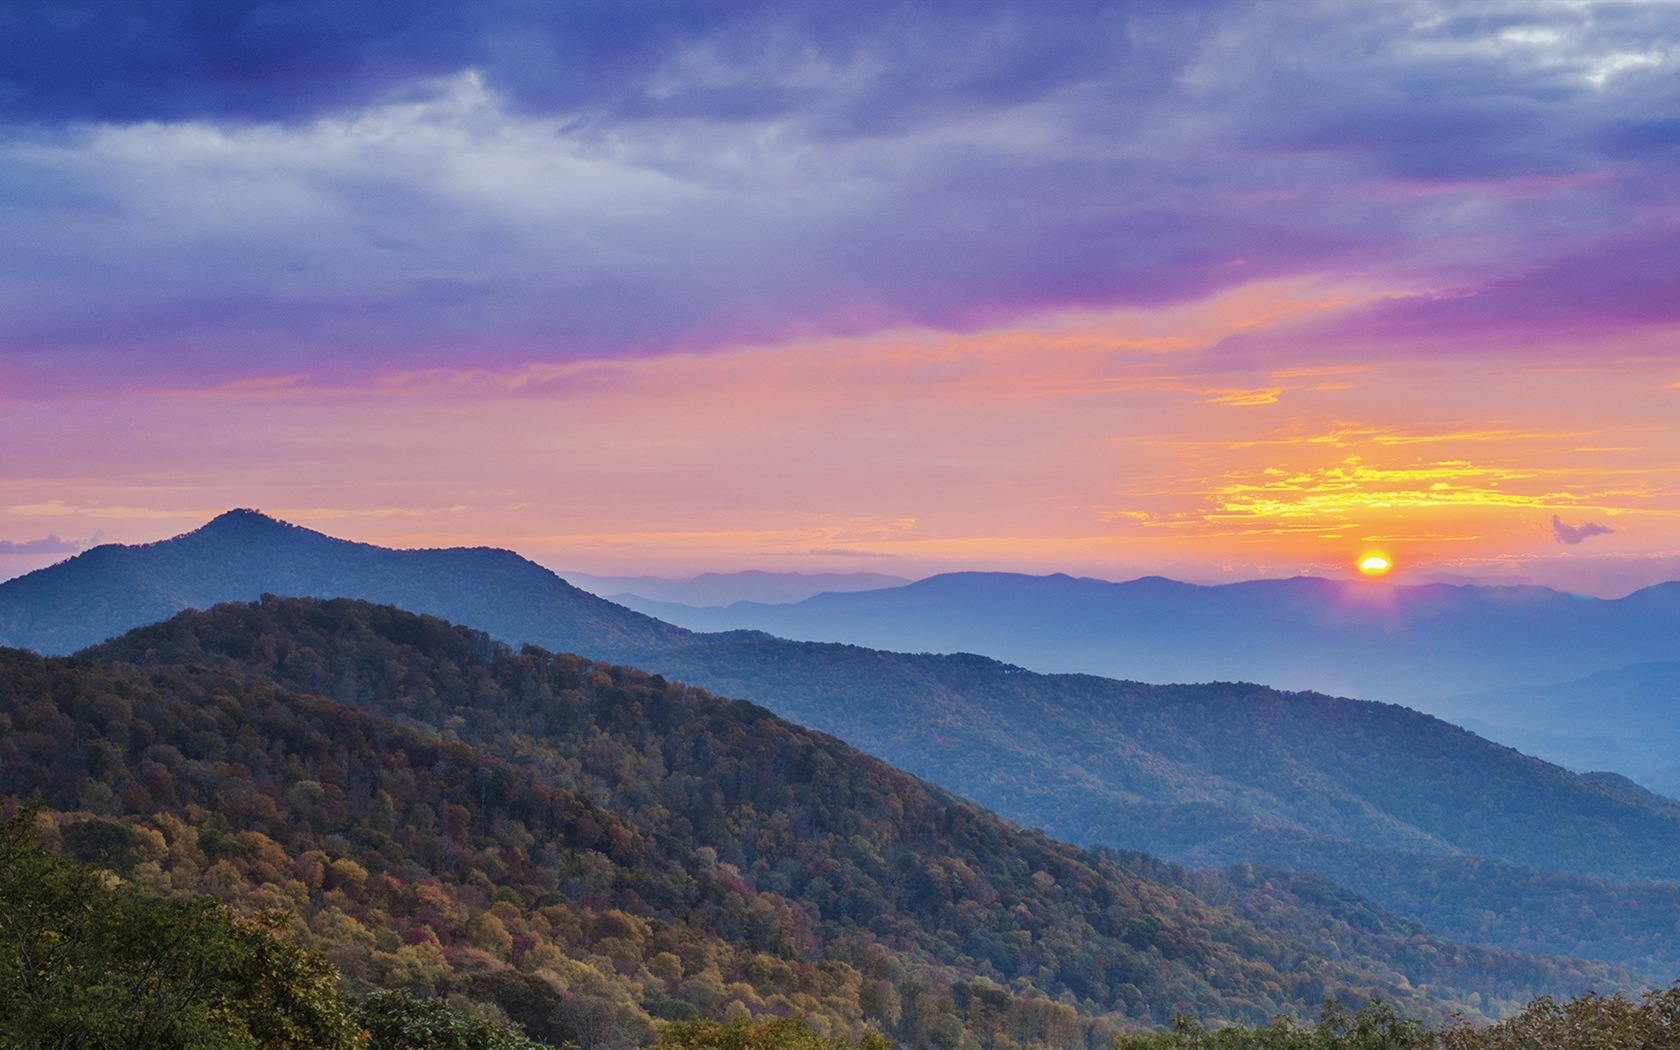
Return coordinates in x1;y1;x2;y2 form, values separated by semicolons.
13;511;1680;977
616;636;1680;979
6;598;1622;1042
611;633;1680;883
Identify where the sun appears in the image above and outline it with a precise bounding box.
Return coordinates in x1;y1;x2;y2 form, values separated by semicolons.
1357;553;1393;577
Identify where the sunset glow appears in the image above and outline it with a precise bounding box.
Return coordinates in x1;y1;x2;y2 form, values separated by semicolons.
1359;555;1394;577
1;3;1677;595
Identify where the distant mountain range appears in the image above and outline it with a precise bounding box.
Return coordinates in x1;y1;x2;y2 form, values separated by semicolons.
560;569;912;607
8;510;1680;978
603;570;1680;706
8;597;1624;1033
1433;663;1680;797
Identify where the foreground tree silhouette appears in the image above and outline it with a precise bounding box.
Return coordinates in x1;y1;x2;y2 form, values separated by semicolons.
0;810;361;1050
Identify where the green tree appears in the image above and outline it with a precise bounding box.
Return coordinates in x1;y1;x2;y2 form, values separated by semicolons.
0;810;362;1050
356;990;549;1050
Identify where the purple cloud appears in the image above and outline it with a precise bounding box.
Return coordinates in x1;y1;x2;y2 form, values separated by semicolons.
0;534;82;554
1;0;1678;393
800;548;901;559
1551;516;1615;546
1210;223;1680;372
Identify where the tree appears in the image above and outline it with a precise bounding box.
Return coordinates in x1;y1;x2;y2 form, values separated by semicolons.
655;1017;891;1050
1440;987;1680;1050
355;990;549;1050
1113;998;1434;1049
0;810;362;1050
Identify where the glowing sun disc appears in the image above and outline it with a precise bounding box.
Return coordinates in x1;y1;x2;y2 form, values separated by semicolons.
1358;554;1393;576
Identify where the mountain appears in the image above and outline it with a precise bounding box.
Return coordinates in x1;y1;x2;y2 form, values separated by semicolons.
619;635;1680;977
606;572;1680;705
0;509;687;657
10;511;1680;977
8;598;1623;1037
559;570;913;608
1432;663;1680;796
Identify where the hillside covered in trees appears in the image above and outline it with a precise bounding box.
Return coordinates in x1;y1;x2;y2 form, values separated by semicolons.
8;512;1680;980
9;812;1675;1050
627;636;1680;979
0;598;1630;1046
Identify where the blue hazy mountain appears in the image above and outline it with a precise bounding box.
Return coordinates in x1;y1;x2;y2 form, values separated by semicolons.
1433;662;1680;796
606;571;1680;705
560;568;912;607
0;508;689;657
9;510;1680;975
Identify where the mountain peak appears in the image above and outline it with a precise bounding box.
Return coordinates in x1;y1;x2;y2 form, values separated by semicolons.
0;507;691;657
181;509;327;547
199;508;290;532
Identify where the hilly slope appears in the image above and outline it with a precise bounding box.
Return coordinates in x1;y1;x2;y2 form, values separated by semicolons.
10;598;1621;1036
613;634;1680;977
627;640;1679;877
607;572;1680;705
12;512;1680;976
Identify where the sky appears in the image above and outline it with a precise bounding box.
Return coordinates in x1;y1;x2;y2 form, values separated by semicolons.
2;0;1678;595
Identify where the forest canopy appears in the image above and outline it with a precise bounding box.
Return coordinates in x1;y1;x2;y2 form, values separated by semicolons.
0;597;1655;1049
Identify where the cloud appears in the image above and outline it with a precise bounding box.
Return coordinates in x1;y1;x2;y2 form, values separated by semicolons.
1320;229;1680;345
1551;515;1615;545
800;548;901;559
0;534;83;554
1;0;1678;394
8;501;175;518
0;1;1206;129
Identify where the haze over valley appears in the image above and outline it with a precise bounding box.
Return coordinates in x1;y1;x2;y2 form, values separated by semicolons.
593;570;1680;705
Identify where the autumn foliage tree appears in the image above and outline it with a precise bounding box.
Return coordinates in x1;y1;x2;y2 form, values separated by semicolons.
1112;999;1434;1049
655;1017;891;1050
1439;987;1680;1050
0;809;361;1050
